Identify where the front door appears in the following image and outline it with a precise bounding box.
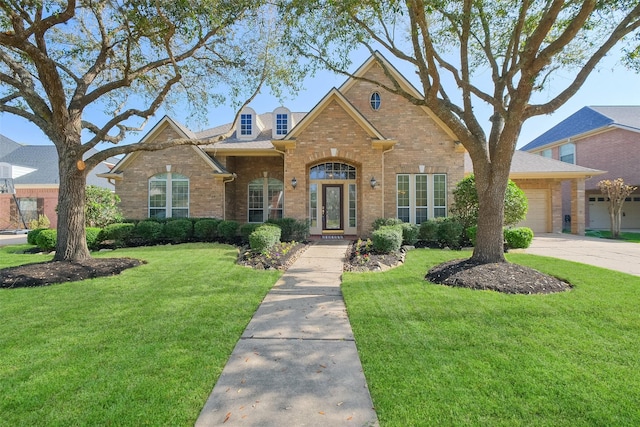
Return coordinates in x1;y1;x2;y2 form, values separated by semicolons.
323;184;343;231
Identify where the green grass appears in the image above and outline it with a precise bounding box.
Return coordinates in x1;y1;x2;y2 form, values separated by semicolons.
342;249;640;426
585;229;640;243
0;243;280;426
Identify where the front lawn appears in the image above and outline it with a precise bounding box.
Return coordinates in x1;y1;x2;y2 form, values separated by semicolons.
343;249;640;426
0;243;280;426
585;229;640;243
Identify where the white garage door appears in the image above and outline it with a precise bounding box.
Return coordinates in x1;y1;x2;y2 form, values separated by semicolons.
589;196;640;229
518;189;550;233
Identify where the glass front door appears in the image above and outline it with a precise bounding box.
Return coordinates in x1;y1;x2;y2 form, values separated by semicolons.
323;184;343;231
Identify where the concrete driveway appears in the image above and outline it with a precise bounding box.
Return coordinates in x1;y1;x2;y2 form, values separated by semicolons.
524;233;640;277
0;233;28;247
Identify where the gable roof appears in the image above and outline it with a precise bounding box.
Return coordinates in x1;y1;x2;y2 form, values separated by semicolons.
108;115;228;175
521;106;640;151
0;145;59;184
0;134;21;158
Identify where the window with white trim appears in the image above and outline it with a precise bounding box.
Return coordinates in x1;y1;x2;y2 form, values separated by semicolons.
397;173;447;224
276;113;288;135
370;92;381;110
149;173;189;218
248;178;283;222
559;143;575;164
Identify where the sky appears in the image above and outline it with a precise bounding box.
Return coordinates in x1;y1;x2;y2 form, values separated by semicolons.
0;48;638;151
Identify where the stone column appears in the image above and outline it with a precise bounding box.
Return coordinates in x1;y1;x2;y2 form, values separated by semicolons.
571;179;586;235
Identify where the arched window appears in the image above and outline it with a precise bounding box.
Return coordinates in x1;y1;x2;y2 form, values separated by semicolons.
309;162;356;180
370;92;381;111
149;173;189;218
248;178;283;222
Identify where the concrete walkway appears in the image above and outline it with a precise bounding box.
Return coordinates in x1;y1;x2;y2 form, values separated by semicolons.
525;233;640;277
195;240;379;426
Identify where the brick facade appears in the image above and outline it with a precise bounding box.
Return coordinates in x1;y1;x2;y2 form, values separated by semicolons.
0;187;58;229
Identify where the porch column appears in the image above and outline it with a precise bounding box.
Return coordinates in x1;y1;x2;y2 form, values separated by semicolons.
551;181;563;233
571;178;586;235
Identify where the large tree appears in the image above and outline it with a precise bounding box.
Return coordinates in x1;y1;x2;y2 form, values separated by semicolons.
0;0;300;261
282;0;640;264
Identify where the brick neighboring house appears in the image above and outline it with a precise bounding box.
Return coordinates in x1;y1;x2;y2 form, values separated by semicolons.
521;106;640;230
103;53;600;237
0;135;115;230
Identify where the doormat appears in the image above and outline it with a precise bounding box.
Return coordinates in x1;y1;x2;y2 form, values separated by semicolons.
322;235;343;239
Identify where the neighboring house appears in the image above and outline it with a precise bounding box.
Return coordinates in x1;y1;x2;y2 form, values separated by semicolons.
102;53;600;237
521;106;640;230
0;135;116;230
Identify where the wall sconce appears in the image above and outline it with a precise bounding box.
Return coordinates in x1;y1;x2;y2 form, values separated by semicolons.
370;176;377;188
291;177;298;189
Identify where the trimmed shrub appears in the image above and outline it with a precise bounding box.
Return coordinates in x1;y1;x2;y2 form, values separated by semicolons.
372;217;404;231
504;227;534;249
240;223;262;243
289;218;310;242
163;219;193;243
193;219;220;242
36;229;57;251
437;218;464;248
418;220;439;244
27;228;48;246
135;220;163;244
98;223;135;247
372;225;403;253
399;222;419;245
85;227;102;250
266;217;310;242
217;220;239;243
249;224;282;253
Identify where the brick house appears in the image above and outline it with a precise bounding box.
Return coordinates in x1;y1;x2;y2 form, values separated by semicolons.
521;106;640;230
104;53;600;237
0;135;115;230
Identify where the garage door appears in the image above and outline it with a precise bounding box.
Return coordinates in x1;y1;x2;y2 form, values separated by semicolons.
518;189;550;233
589;195;640;229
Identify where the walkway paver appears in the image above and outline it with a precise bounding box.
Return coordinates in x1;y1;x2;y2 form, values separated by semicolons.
195;240;379;426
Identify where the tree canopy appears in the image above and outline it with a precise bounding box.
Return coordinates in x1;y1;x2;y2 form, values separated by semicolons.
0;1;303;260
281;0;640;263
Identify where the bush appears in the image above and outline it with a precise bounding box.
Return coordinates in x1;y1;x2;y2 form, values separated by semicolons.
28;214;50;230
466;225;478;246
135;220;163;244
451;175;528;229
217;220;239;243
240;223;262;243
193;219;220;242
163;219;193;243
418;220;439;244
399;222;419;245
266;217;310;242
372;217;404;230
98;223;135;247
27;228;48;246
249;224;282;254
85;227;102;250
436;218;464;248
504;227;534;249
36;229;57;251
372;225;403;253
85;185;123;227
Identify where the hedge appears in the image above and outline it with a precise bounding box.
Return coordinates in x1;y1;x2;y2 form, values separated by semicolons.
240;223;262;243
85;227;102;250
135;220;163;243
27;228;48;246
163;219;193;243
193;219;220;242
266;217;310;242
249;224;282;254
35;229;57;251
217;220;239;243
399;222;419;245
98;223;135;247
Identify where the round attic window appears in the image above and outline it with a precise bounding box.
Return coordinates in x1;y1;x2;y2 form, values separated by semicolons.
370;91;381;111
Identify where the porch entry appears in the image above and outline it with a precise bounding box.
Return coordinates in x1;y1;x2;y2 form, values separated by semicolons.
308;162;357;236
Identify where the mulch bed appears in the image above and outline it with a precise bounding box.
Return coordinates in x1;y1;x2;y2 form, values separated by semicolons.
237;242;310;270
0;258;145;288
426;258;572;294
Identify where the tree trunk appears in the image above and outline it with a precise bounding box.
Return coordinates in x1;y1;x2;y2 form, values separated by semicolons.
54;145;90;262
471;165;509;264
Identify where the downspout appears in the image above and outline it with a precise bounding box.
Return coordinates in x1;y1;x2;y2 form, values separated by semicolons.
221;173;236;221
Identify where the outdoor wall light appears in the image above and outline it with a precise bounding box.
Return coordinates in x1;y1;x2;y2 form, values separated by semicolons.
291;177;298;189
370;176;377;188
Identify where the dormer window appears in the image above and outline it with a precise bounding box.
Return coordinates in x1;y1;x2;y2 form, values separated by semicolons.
272;107;292;140
276;113;288;135
240;113;252;136
370;92;381;111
